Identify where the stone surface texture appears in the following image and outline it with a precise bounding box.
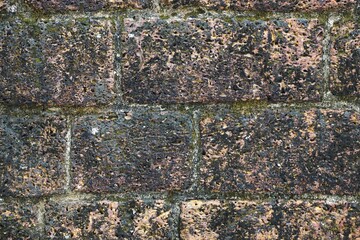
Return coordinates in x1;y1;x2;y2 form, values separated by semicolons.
200;108;360;194
123;16;324;103
71;110;193;193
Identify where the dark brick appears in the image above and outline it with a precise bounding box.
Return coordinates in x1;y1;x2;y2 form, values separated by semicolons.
27;0;151;12
180;200;359;239
330;21;359;97
0;115;67;196
45;199;173;239
200;108;360;194
160;0;356;12
71;109;192;193
0;201;40;239
0;17;115;106
42;17;115;106
123;16;323;104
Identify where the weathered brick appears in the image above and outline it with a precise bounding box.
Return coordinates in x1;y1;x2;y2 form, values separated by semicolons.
0;115;67;196
45;200;173;239
160;0;356;12
0;201;39;238
28;0;151;12
0;0;5;10
200;108;359;194
181;200;278;239
180;200;359;239
330;21;359;97
279;200;359;239
71;109;192;193
0;17;115;106
123;16;323;103
42;17;115;106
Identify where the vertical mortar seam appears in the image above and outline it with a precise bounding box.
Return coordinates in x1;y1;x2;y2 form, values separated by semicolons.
36;200;46;238
114;13;125;104
189;109;201;193
322;13;341;102
64;117;72;193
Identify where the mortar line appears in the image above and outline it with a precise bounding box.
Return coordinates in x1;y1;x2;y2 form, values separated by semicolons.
322;13;341;102
64;117;72;193
36;200;46;237
188;109;201;193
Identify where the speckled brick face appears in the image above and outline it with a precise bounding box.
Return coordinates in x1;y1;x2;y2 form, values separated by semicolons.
27;0;150;12
160;0;356;11
330;21;359;97
200;108;360;194
0;17;115;106
0;115;67;196
45;200;173;239
71;110;192;193
0;201;39;238
123;16;323;103
180;200;359;239
42;17;115;106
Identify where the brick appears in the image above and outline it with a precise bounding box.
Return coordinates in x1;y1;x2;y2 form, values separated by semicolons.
0;115;67;196
45;200;173;239
71;109;192;193
160;0;356;12
330;21;359;97
123;17;323;104
200;108;360;194
0;201;39;238
42;17;115;106
0;17;115;106
27;0;151;12
180;200;359;239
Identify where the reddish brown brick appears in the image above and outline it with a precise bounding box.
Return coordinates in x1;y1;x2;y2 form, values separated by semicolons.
200;108;359;194
42;17;115;106
160;0;356;12
123;16;323;104
45;199;173;239
330;20;359;97
0;17;115;106
27;0;151;12
0;115;67;196
180;200;359;239
71;109;192;193
0;201;40;238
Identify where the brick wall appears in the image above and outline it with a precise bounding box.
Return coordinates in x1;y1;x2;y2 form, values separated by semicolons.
0;0;359;239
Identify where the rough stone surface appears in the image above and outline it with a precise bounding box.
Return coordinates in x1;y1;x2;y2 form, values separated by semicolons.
45;200;173;239
330;21;359;97
200;108;360;194
0;115;67;196
160;0;356;11
0;201;39;238
0;17;115;106
123;16;323;103
181;200;278;239
71;110;192;193
27;0;151;12
0;0;5;10
180;200;359;239
42;17;115;106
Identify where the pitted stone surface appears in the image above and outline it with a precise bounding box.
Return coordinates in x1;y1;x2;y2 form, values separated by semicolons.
330;21;359;97
123;16;324;103
45;200;173;239
71;110;192;193
160;0;356;11
0;201;39;238
28;0;150;12
0;17;115;106
180;200;359;239
0;115;67;196
200;108;360;194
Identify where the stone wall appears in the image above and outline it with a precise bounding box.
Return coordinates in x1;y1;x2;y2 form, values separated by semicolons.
0;0;359;239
